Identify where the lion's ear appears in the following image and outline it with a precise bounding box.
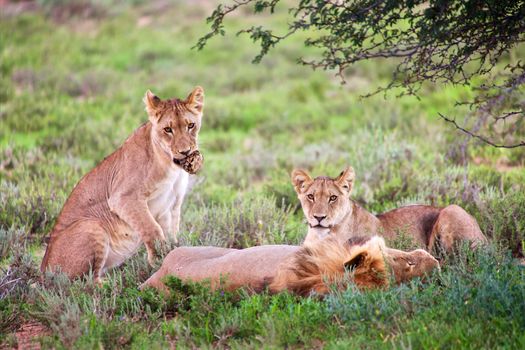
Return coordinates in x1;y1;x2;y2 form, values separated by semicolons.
144;90;162;121
335;166;355;194
186;86;204;113
344;252;367;271
291;169;313;194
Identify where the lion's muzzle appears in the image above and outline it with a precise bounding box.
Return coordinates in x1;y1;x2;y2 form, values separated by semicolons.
173;150;203;174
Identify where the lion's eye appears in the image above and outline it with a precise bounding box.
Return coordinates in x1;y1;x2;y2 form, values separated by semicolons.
188;123;195;130
329;195;338;202
164;127;173;134
307;194;314;201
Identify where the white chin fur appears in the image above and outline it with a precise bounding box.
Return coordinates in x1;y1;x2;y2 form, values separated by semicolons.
311;227;330;239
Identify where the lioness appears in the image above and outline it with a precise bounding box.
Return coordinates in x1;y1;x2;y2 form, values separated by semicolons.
292;167;487;252
41;87;205;282
141;236;439;296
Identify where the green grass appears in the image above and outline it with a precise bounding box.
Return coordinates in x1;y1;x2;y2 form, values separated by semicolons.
1;0;524;348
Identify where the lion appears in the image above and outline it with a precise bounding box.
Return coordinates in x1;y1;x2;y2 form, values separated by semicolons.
291;167;487;253
41;87;205;283
141;236;439;296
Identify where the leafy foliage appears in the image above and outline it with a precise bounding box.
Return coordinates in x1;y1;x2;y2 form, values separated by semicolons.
198;0;525;148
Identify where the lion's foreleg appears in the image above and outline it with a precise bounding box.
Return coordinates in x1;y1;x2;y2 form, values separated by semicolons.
109;196;165;266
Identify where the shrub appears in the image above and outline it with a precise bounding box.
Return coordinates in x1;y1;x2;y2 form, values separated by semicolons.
181;193;295;248
473;191;525;256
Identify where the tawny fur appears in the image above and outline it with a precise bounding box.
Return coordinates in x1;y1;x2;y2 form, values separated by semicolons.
142;245;299;293
291;167;487;253
41;87;205;282
269;236;390;295
141;236;439;296
383;247;440;283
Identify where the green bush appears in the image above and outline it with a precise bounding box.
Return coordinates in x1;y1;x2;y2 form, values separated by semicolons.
181;193;295;248
474;191;525;256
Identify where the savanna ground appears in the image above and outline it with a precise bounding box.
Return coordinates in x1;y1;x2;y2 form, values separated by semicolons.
1;0;524;348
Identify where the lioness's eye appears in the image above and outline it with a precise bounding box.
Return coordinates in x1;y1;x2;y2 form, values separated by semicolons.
329;195;337;202
188;123;195;130
164;127;172;134
307;194;314;201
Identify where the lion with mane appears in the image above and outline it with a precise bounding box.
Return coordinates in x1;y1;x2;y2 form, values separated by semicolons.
141;236;439;296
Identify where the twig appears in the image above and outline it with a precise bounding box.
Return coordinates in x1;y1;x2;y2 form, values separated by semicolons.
438;113;525;149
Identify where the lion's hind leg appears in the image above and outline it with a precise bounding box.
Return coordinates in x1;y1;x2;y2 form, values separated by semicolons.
141;247;235;292
43;220;109;283
428;205;487;254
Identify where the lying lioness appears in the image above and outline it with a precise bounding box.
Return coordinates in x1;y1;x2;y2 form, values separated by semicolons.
291;167;487;252
141;236;439;296
41;87;205;283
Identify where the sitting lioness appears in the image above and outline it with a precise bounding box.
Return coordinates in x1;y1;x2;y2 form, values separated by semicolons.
141;236;439;296
292;167;487;253
41;87;205;282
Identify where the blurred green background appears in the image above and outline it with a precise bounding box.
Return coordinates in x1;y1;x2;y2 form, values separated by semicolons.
1;1;524;348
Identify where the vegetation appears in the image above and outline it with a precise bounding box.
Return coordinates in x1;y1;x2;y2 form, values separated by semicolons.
198;0;525;148
1;0;524;348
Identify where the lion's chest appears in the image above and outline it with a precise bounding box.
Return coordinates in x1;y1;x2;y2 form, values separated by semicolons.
304;227;331;246
147;167;189;219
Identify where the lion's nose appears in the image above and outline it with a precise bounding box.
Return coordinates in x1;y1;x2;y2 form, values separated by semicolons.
179;148;191;156
313;215;326;223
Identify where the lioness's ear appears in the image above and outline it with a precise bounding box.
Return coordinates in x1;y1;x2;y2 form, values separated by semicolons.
144;90;161;117
335;166;355;194
291;169;313;194
186;86;204;113
344;252;367;271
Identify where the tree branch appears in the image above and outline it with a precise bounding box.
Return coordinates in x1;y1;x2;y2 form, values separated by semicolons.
438;113;525;149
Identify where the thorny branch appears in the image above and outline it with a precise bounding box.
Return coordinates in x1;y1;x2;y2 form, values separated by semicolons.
197;0;525;148
439;113;525;149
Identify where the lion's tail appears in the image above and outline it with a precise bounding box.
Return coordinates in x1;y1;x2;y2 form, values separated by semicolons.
40;235;53;273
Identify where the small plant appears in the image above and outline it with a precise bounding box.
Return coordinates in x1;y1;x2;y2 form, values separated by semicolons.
0;227;26;260
475;191;525;256
181;193;294;248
